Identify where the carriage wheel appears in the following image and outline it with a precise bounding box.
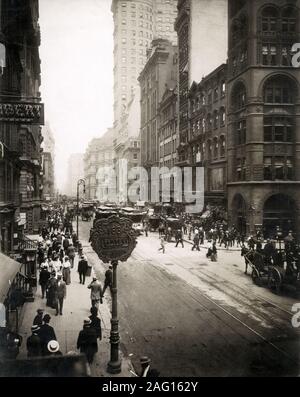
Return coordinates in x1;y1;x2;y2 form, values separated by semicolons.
268;269;282;295
251;268;262;286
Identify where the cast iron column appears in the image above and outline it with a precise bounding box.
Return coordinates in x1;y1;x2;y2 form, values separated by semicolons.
107;260;121;374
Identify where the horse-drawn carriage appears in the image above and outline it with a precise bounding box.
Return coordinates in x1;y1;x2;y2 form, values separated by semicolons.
243;245;300;296
81;202;94;221
148;215;162;231
164;217;184;242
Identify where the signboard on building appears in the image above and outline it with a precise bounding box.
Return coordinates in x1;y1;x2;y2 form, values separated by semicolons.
90;215;136;263
0;102;44;125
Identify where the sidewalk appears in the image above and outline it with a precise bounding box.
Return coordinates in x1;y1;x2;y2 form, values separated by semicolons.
17;253;133;377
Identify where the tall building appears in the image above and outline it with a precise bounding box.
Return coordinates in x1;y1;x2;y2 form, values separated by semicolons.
111;0;178;130
227;0;300;239
175;0;228;168
84;129;115;201
65;154;84;198
114;87;141;204
158;85;178;169
42;122;55;201
139;38;178;199
158;85;179;202
0;0;44;250
188;64;227;207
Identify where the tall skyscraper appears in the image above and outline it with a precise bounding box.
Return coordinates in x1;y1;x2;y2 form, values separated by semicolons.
111;0;178;130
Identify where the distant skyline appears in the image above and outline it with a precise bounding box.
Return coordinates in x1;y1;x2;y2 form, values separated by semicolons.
39;0;114;191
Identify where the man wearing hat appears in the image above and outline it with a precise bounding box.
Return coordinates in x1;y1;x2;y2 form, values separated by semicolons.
76;318;98;364
78;254;89;285
33;309;44;327
47;340;62;356
56;275;66;316
140;356;160;377
26;325;42;357
39;265;50;299
87;277;103;308
39;314;57;356
101;265;113;297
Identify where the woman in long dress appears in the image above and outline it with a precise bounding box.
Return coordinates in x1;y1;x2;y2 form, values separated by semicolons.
46;272;58;308
62;256;71;285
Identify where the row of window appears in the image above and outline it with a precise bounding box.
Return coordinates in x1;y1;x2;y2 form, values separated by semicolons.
121;19;152;30
190;83;226;111
235;116;294;145
236;157;294;182
261;6;297;33
190;108;226;135
121;30;153;39
121;37;151;47
232;76;296;111
121;2;152;12
191;137;226;163
261;43;294;66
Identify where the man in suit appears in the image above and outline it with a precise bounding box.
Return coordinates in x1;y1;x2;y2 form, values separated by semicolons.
38;314;57;356
26;325;42;358
56;275;67;316
139;356;160;377
87;277;103;309
77;318;98;364
78;255;89;285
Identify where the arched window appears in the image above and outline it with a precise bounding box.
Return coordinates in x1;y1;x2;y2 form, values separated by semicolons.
213;137;218;159
263;76;297;104
213;110;219;129
220;107;226;127
281;7;297;33
220;136;226;158
261;6;279;32
207;140;212;160
206;114;212;131
231;82;246;110
236;119;246;145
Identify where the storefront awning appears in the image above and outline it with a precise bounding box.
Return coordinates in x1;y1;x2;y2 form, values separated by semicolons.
0;253;22;303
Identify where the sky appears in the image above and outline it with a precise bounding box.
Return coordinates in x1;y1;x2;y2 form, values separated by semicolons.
39;0;114;191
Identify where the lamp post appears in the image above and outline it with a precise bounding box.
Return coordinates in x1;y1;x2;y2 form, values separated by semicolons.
89;215;137;375
107;259;121;374
76;179;85;242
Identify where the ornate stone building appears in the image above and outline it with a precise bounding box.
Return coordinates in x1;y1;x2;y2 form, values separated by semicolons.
188;64;227;206
227;0;300;238
0;0;44;251
84;129;115;201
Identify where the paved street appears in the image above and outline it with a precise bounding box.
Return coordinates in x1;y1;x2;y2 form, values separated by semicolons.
78;220;300;377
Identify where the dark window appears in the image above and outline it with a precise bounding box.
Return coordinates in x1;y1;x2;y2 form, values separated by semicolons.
232;83;246;110
281;7;297;33
261;6;278;32
264;116;293;142
236;119;246;145
264;76;296;104
263;157;294;180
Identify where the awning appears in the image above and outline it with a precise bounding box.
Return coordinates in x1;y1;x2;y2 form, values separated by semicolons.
0;252;22;303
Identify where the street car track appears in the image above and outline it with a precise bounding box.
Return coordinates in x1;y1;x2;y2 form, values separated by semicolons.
132;249;299;366
186;288;299;365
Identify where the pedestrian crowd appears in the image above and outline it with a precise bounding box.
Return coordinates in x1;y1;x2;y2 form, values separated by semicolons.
25;206;113;368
